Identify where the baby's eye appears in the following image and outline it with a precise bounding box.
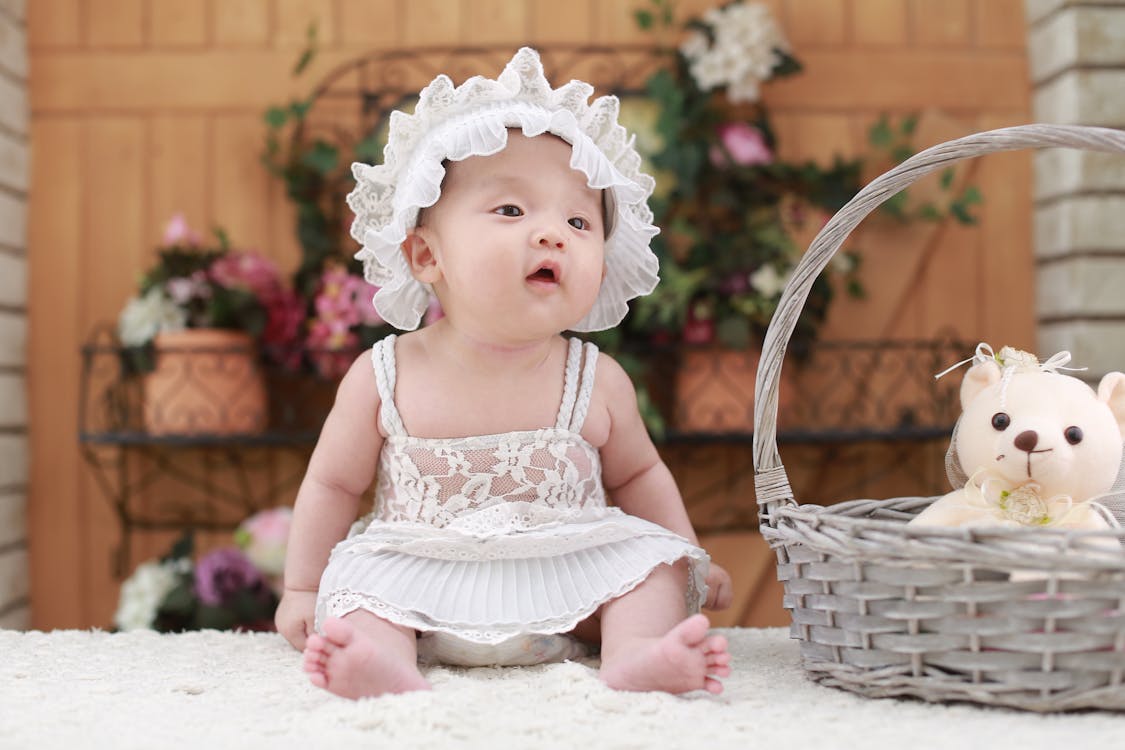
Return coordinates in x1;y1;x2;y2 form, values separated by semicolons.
568;217;589;230
494;205;523;217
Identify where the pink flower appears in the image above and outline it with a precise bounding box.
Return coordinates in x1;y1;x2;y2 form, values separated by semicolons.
234;507;292;578
210;252;284;302
709;122;773;168
162;212;203;247
164;271;211;305
306;319;358;378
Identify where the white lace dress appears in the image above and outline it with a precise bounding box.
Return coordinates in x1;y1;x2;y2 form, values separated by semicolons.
315;336;709;666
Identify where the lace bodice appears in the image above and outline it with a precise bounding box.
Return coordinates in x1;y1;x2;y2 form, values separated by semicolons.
370;336;607;529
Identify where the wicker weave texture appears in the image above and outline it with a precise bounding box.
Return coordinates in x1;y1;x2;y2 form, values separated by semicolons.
752;124;1125;712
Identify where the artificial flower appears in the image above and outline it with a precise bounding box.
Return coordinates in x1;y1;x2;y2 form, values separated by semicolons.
711;122;773;167
113;559;185;631
194;547;268;606
117;287;188;347
235;507;292;579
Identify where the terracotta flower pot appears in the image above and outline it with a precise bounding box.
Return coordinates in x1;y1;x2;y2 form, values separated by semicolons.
142;329;268;436
674;347;794;434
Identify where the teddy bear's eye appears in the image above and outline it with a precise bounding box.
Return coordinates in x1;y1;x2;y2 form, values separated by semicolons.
991;413;1011;431
1064;426;1083;445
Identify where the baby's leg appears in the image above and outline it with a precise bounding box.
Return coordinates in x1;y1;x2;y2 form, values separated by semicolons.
303;610;431;699
598;561;731;695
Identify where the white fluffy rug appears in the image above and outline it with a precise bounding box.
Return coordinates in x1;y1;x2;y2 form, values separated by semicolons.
2;627;1122;749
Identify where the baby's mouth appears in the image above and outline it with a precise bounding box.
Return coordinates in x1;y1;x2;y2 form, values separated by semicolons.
526;264;560;284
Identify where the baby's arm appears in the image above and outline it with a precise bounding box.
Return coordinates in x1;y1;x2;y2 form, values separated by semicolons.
276;353;384;650
594;355;732;610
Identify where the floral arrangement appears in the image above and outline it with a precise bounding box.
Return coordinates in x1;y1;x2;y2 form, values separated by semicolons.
117;214;303;367
622;0;864;350
114;507;291;632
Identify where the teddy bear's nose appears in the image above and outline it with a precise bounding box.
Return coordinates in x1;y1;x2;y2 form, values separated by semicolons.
1014;430;1039;452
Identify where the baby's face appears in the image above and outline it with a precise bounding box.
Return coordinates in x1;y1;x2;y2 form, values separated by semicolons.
415;133;607;342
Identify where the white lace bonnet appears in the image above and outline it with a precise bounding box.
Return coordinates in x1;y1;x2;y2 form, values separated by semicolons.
345;47;661;332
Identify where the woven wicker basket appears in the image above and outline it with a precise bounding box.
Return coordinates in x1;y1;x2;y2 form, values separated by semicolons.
753;124;1125;712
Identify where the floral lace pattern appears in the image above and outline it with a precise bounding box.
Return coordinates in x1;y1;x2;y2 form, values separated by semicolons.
373;430;606;528
368;335;606;529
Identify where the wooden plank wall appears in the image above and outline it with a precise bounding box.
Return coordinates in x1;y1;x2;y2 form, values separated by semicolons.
27;0;1032;630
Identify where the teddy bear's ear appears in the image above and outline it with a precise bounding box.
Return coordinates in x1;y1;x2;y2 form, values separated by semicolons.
1097;372;1125;438
960;360;1002;409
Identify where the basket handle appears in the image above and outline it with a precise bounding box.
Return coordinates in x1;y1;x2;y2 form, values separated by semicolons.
752;123;1125;526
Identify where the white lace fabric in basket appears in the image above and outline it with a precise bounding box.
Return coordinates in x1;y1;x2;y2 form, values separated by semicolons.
316;336;709;657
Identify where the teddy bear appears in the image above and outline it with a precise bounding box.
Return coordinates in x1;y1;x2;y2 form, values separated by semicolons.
909;345;1125;547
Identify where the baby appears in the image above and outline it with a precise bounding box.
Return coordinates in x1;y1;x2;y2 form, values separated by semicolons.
276;48;733;699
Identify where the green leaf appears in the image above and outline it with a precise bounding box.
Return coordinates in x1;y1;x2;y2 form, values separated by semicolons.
160;583;197;617
898;115;918;136
292;22;318;76
881;190;909;219
289;99;311;120
951;201;978;225
263;106;288;129
918;202;943;222
939;167;955;190
302;140;339;175
960;185;983;206
716;317;753;350
771;49;803;78
868;116;894;148
634;9;654;29
354;133;384;162
166;532;194;563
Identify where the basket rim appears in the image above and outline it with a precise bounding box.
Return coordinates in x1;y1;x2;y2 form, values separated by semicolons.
751;123;1125;521
768;496;1125;573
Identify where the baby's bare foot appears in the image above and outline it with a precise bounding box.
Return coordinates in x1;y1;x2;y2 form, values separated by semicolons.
599;614;731;695
302;616;431;699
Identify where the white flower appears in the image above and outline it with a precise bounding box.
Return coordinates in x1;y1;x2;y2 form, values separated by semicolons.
679;30;708;60
997;346;1040;374
113;560;183;631
117;287;188;347
998;484;1050;526
750;264;791;298
681;1;790;103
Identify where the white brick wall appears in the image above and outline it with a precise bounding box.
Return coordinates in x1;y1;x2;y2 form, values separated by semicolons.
0;0;26;631
1027;0;1125;378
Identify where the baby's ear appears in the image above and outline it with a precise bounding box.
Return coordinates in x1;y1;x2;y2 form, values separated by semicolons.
1097;372;1125;439
401;230;441;284
960;359;1001;410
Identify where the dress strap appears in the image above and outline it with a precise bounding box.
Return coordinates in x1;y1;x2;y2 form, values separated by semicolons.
554;338;599;433
370;335;407;436
569;342;599;433
554;338;583;430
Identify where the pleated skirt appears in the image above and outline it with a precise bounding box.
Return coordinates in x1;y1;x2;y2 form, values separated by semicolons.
315;505;709;647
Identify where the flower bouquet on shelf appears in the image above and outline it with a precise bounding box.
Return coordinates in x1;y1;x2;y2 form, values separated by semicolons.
608;0;982;433
113;507;291;632
116;214;300;435
622;0;866;353
118;213;302;369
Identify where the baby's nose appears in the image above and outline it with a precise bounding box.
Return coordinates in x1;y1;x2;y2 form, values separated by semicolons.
1014;430;1039;452
535;228;565;249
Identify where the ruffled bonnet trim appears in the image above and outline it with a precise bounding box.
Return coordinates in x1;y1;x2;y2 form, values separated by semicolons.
346;47;660;332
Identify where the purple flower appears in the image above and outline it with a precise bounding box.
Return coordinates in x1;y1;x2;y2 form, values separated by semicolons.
193;547;264;606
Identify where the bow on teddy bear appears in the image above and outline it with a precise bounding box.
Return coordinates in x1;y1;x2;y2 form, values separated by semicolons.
910;345;1125;543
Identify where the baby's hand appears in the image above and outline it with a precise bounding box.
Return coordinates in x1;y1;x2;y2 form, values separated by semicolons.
275;588;318;651
703;563;733;611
